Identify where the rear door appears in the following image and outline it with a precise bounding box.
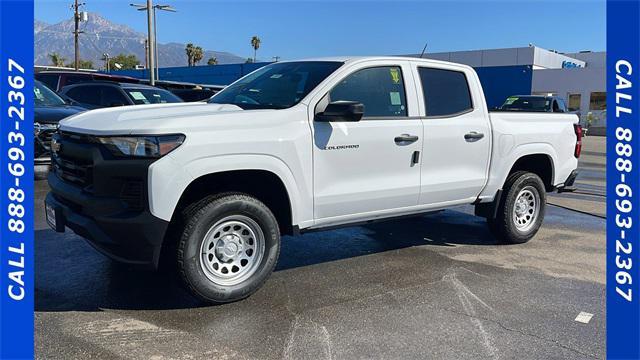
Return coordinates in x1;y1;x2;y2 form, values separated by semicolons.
413;63;491;205
311;61;423;221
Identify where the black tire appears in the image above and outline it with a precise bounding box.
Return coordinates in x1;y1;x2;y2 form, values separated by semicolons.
177;193;280;303
488;171;546;244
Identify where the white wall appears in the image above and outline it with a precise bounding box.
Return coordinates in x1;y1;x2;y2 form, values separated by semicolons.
532;67;606;127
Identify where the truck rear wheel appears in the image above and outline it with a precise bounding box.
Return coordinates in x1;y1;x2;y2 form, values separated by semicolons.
488;171;546;244
177;193;281;303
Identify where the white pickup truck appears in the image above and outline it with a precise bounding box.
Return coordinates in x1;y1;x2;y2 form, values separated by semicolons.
45;57;581;303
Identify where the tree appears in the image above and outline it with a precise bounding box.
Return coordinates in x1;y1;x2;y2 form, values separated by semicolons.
251;36;261;62
207;57;218;66
48;53;66;67
108;54;140;70
65;59;94;69
245;58;254;64
185;43;195;66
193;46;204;66
186;43;204;66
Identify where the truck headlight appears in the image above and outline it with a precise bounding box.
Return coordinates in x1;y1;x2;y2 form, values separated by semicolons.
96;134;185;158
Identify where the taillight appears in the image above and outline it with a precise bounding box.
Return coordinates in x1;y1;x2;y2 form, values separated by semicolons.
574;124;583;158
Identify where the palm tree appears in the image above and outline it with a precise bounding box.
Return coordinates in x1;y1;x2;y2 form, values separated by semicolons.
185;43;194;66
193;46;204;66
251;36;261;62
207;57;218;65
48;52;66;67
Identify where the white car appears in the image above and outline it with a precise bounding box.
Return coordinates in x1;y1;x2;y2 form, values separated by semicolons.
46;57;581;303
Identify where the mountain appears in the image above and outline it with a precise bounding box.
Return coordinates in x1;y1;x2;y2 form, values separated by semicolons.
34;13;245;68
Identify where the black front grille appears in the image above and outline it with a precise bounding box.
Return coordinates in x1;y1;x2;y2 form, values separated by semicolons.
52;132;95;189
53;155;93;187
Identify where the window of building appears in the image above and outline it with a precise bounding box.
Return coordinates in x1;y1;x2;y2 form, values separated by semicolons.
589;92;606;110
568;94;581;112
418;67;472;117
329;66;407;118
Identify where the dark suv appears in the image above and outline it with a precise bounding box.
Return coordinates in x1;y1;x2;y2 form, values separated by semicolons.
34;80;85;163
60;82;183;109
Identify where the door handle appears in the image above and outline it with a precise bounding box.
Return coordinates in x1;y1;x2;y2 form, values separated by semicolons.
464;131;484;141
394;134;419;144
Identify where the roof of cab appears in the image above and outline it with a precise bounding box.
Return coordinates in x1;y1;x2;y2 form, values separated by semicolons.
278;56;474;69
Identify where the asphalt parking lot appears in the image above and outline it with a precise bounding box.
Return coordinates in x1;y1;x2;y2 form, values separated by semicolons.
35;136;606;360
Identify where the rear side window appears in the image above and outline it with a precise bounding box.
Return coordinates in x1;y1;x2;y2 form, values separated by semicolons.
35;74;60;91
65;86;101;106
63;74;92;87
329;66;407;118
418;68;473;117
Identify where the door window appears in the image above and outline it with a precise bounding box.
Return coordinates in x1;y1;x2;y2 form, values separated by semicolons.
100;86;129;107
418;67;473;117
329;66;407;118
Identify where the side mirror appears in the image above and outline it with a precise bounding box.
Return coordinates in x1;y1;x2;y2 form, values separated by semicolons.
316;101;364;122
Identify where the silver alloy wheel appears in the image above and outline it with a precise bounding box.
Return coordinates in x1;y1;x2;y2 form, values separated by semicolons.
512;186;540;232
200;215;265;286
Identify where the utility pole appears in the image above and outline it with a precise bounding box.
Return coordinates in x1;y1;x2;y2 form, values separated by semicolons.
72;0;85;70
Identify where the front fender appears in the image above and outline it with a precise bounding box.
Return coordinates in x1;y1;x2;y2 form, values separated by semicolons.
147;153;310;227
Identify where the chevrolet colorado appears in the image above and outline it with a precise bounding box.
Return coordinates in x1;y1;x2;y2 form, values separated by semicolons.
45;57;581;303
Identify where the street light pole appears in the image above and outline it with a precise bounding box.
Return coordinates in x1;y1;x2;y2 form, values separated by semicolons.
130;3;176;84
146;0;155;85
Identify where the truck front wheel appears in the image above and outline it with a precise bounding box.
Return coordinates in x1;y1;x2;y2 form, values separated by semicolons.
177;193;281;303
488;171;546;244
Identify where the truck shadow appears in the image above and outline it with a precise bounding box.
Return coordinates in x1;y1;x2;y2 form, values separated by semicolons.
35;208;497;312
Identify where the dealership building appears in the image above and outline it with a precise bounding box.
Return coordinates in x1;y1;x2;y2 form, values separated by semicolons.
408;46;606;132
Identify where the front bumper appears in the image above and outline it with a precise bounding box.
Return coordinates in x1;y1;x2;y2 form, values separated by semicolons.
45;132;170;268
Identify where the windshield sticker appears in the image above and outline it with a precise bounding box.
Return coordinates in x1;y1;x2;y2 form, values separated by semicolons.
389;68;400;84
34;88;44;101
390;92;402;105
504;96;518;105
129;91;147;101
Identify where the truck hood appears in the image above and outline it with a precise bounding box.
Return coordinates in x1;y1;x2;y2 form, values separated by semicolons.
59;102;247;135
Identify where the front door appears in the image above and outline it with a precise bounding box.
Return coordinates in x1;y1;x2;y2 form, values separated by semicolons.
312;63;423;221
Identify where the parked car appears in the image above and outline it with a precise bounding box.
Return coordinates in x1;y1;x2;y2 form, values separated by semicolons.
33;80;85;163
497;95;568;113
59;82;183;109
35;70;141;92
140;80;223;102
46;57;580;304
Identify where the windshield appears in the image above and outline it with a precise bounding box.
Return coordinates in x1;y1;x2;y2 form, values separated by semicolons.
500;96;550;112
124;88;183;105
209;61;343;109
34;80;66;107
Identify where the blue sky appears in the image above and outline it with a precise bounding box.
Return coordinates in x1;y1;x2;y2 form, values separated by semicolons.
35;0;606;61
